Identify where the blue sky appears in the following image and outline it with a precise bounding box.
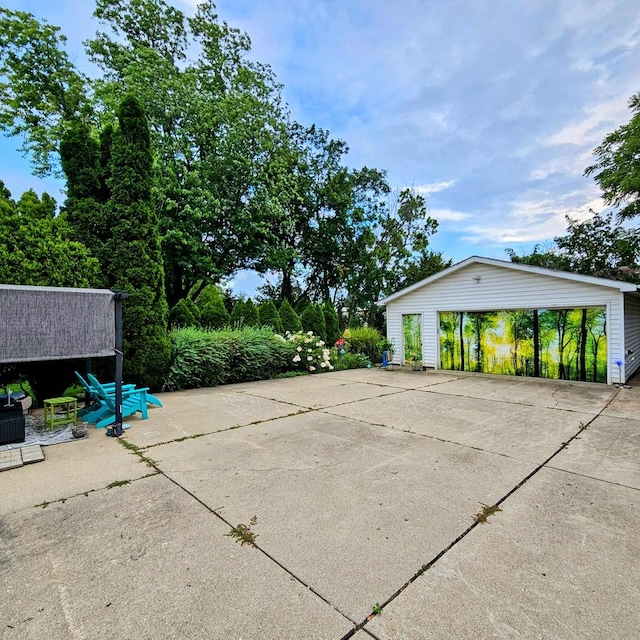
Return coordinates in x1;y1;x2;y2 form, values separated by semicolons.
2;1;639;296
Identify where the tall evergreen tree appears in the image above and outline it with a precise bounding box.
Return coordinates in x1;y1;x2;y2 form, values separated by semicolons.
104;94;170;388
259;300;283;333
60;120;107;278
279;299;302;333
323;302;340;345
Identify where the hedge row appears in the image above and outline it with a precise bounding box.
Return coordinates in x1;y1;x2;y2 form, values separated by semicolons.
163;326;297;391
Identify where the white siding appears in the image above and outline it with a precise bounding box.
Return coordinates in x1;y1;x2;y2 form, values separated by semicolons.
624;293;640;380
385;262;627;384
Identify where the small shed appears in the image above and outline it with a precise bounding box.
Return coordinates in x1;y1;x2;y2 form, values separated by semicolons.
378;256;640;385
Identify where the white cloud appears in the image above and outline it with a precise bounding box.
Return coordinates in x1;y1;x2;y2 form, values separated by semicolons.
430;208;471;222
544;93;634;148
460;187;605;245
414;181;455;195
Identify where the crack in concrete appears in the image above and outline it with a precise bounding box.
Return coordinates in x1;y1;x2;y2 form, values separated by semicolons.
139;408;314;450
544;465;640;492
414;385;609;416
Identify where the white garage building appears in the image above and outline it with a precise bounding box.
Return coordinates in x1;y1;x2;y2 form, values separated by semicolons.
378;256;640;385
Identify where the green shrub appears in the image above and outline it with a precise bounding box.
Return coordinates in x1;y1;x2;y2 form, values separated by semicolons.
300;304;326;341
169;299;199;328
201;298;230;329
348;326;384;362
164;326;297;390
323;302;340;345
194;283;225;309
230;300;246;327
244;299;260;327
279;299;302;333
333;352;371;371
185;298;201;325
259;300;283;333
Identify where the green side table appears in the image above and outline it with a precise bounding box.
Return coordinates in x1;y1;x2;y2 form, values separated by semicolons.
43;397;78;431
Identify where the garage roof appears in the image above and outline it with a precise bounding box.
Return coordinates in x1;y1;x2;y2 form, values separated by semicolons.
378;256;639;305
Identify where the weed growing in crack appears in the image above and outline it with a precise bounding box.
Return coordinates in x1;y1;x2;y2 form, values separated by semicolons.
225;515;258;547
116;438;157;468
372;603;382;616
106;479;131;489
473;503;502;524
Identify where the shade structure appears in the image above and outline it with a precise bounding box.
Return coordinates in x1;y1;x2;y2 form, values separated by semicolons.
0;285;115;364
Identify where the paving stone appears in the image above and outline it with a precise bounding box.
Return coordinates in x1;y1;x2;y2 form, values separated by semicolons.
20;444;45;464
0;449;23;471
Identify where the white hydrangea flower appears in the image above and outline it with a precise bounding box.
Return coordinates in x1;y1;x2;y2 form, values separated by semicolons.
304;338;311;343
293;354;301;363
328;364;334;370
309;365;316;371
307;331;314;336
296;346;302;352
307;356;313;361
320;362;326;368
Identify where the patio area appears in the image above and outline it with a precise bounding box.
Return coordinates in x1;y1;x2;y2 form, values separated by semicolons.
1;368;638;639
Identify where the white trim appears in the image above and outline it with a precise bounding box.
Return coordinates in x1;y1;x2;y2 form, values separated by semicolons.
378;256;638;305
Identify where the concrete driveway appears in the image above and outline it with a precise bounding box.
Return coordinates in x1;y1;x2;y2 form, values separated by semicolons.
1;369;638;639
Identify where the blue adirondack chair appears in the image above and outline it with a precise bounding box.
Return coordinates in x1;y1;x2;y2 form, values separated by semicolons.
75;372;163;423
86;373;150;428
75;372;135;421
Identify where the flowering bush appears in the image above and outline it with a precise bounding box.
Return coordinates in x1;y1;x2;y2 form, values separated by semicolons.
286;330;335;372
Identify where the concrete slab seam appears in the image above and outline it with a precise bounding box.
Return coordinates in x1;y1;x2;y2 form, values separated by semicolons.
138;408;314;451
30;471;159;510
341;385;623;638
544;465;640;492
413;386;605;416
319;409;520;462
240;386;407;411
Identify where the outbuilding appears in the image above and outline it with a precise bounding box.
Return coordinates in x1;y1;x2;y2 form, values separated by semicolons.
378;256;640;385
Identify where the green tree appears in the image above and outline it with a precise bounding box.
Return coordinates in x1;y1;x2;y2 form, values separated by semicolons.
507;212;640;281
585;93;640;220
60;120;109;278
87;0;289;306
323;302;340;345
230;300;247;327
279;299;302;333
0;182;100;287
0;8;93;176
301;304;327;340
169;299;198;328
244;299;260;327
258;300;283;333
103;94;170;389
201;298;230;329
